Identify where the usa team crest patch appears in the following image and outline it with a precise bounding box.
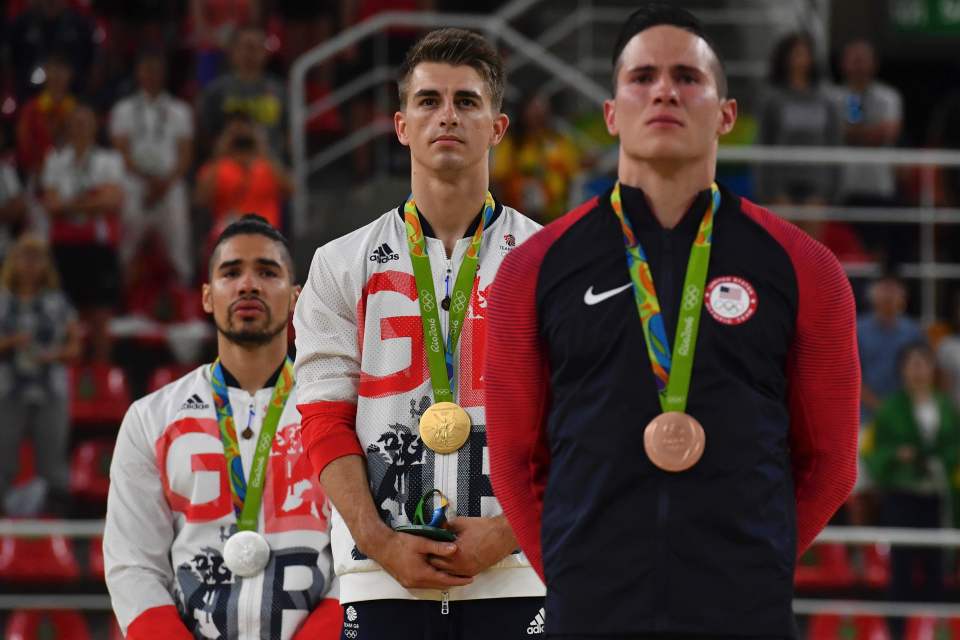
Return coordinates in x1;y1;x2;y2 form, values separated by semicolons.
705;276;757;325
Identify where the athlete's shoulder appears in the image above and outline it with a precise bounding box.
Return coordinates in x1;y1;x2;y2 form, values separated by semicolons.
125;365;211;434
314;208;403;263
505;196;601;265
736;195;845;281
496;204;543;239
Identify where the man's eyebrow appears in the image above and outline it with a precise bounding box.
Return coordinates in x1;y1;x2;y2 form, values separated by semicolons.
216;258;283;271
626;64;705;74
454;89;483;100
255;258;283;269
412;89;441;99
217;259;243;271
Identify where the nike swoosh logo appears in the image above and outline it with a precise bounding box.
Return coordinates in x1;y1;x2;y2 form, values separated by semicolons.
583;283;633;306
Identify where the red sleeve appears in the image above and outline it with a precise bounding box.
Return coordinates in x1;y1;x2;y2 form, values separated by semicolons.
126;605;193;640
297;400;364;477
741;200;860;555
485;199;597;581
291;598;342;640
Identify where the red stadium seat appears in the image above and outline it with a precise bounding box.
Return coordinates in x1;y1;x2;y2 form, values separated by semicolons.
147;364;197;393
5;610;91;640
69;364;132;427
807;614;891;640
88;536;105;579
860;543;891;590
904;616;960;640
69;440;113;501
0;533;81;582
795;543;857;590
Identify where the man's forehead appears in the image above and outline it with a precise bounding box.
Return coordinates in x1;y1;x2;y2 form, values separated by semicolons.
619;25;714;70
408;62;487;94
214;235;286;267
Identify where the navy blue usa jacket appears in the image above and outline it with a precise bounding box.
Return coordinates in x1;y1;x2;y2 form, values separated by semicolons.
485;184;860;638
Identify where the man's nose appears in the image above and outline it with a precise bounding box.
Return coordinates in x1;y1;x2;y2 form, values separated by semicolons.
438;98;459;126
652;76;680;105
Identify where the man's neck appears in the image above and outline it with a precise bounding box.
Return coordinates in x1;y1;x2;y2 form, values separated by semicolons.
73;141;92;158
618;154;716;229
216;334;288;394
141;88;163;100
410;163;488;257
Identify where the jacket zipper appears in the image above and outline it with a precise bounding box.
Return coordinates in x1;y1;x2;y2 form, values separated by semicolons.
441;590;450;615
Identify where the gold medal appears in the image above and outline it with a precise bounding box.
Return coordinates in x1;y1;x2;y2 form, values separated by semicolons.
643;412;705;472
419;402;471;454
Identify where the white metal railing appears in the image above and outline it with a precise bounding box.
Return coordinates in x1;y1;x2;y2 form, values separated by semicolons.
288;11;608;238
1;520;959;621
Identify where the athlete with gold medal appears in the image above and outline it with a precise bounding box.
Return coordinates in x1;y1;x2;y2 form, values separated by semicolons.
294;28;545;640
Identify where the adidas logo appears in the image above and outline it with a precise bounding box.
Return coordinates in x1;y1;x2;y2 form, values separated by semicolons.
369;243;400;264
180;394;210;411
527;607;545;635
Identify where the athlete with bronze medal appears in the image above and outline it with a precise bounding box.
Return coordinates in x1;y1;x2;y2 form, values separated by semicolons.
395;192;496;541
610;182;719;472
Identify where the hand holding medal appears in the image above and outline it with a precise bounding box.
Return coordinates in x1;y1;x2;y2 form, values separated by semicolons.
394;489;456;542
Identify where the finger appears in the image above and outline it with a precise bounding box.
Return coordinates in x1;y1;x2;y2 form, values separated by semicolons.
409;538;458;557
416;566;473;588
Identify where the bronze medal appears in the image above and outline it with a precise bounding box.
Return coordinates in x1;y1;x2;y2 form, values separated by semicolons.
419;402;471;454
643;412;705;472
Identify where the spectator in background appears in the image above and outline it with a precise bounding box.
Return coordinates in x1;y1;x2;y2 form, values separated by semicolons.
859;275;924;422
15;52;76;180
491;94;582;223
110;50;195;285
197;25;286;159
40;104;124;362
190;0;260;87
0;233;82;516
195;112;292;235
865;341;959;607
835;39;905;261
4;0;96;101
0;126;27;261
757;32;840;205
757;33;869;264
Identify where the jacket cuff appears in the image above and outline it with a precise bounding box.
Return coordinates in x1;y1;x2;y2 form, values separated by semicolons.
297;401;364;476
126;605;193;640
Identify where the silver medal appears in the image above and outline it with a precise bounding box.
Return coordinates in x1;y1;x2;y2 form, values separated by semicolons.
223;530;270;577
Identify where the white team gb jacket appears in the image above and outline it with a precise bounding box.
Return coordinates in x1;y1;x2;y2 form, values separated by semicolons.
104;365;335;639
294;201;546;604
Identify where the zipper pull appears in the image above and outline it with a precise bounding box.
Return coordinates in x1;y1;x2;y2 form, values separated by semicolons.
441;591;450;615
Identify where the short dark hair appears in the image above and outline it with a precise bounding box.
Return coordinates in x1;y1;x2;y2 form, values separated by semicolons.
397;28;505;110
208;214;294;280
611;2;727;98
768;32;820;88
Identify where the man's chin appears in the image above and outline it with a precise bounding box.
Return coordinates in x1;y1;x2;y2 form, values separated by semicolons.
218;321;285;348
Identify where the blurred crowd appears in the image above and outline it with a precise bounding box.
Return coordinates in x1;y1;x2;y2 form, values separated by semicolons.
0;0;960;610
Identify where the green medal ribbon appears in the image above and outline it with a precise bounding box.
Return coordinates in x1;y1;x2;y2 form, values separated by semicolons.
610;182;720;412
210;358;294;531
404;193;495;402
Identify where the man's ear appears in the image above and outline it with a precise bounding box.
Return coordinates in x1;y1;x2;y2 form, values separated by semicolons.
717;98;737;137
604;98;619;137
395;110;410;147
290;284;302;315
489;112;510;146
202;283;213;314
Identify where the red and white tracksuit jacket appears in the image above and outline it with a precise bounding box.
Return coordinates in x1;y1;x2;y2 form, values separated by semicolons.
104;365;340;639
293;202;546;604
